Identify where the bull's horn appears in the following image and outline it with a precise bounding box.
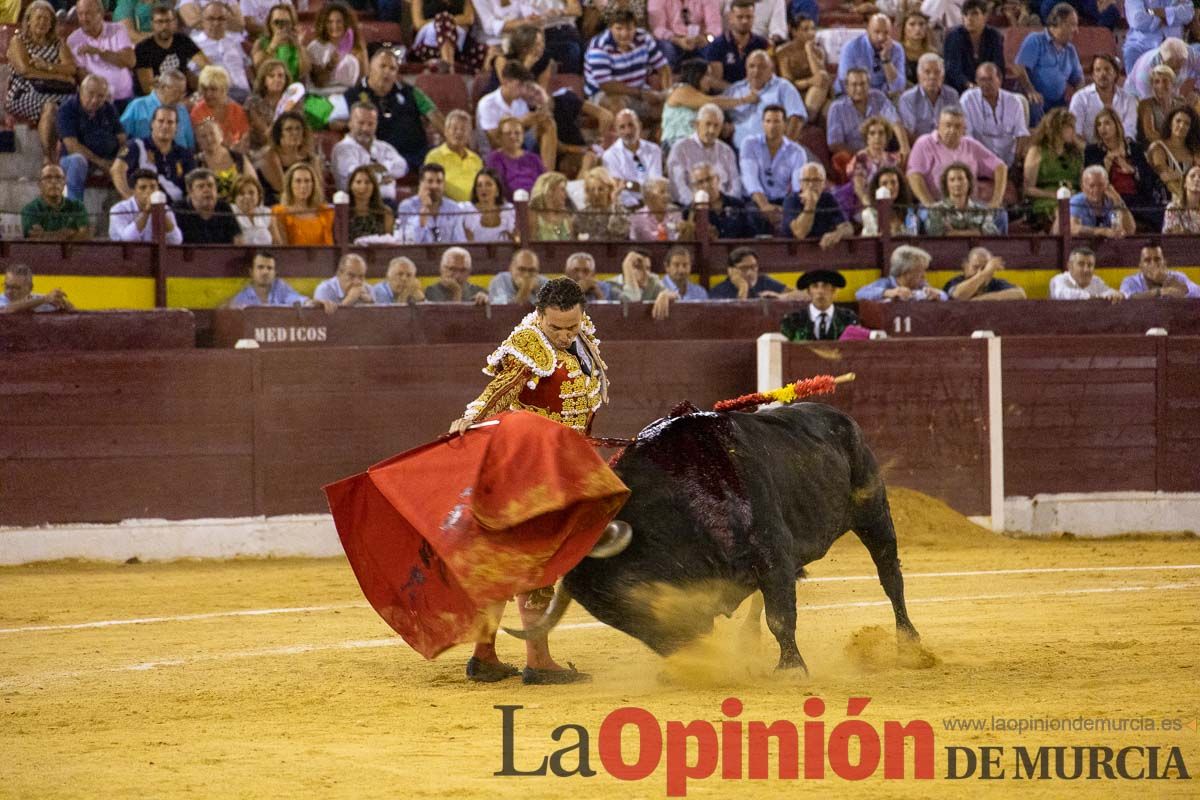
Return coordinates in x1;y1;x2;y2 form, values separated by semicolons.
589;520;632;558
503;585;572;641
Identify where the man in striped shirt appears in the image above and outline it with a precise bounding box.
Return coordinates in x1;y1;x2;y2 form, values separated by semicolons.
584;9;671;123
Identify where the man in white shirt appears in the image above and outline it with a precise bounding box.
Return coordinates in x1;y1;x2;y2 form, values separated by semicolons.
602;109;663;208
475;61;556;168
331;103;409;202
190;1;251;100
1068;54;1139;144
1049;247;1123;301
960;62;1030;167
179;0;245;32
666;103;742;205
109;168;183;243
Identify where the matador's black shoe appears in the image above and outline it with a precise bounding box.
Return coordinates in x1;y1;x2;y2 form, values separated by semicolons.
521;662;592;685
466;657;520;682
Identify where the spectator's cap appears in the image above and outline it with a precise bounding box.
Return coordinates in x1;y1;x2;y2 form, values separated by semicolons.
796;270;846;290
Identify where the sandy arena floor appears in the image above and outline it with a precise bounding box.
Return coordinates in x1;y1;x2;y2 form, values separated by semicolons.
1;490;1197;798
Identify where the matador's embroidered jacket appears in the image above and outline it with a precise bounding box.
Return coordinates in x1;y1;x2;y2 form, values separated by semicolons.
461;312;609;433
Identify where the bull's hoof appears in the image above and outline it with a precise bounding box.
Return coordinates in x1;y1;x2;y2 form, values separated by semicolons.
466;657;520;683
521;662;592;685
776;655;809;675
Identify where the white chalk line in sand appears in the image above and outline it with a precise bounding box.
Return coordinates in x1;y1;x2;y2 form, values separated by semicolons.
2;580;1198;690
3;563;1199;636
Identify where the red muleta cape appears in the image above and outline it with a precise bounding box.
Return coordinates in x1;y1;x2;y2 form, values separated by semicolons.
323;411;630;659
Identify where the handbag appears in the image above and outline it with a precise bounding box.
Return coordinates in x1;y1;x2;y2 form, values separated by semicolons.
28;78;76;94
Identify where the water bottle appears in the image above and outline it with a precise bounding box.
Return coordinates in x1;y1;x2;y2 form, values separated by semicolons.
904;207;919;236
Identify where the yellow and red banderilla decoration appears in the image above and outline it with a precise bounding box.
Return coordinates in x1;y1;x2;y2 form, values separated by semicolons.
713;372;856;413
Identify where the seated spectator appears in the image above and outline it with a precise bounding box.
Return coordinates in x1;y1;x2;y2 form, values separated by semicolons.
834;115;905;222
784;163;854;246
898;12;936;86
684;162;765;238
741;105;808;225
345;49;443;169
488;248;547;304
271;162;335;245
907;106;1007;208
1164;165;1200;233
826;69;905;179
0;264;73;313
700;0;768;89
630;177;686;240
195;118;256;203
1069;55;1137;147
602;109;663;209
1128;38;1200;102
244;59;287;155
485;116;546;200
425;247;489;304
898;54;959;142
478;62;557;167
22;164;89;240
191;65;249;148
121;69;195;149
1119;243;1200;298
774;14;831;119
530;171;575;240
1022;107;1084;228
58;75;126;202
175;167;242;243
259;111;321;205
710;246;787;299
608;249;670;302
424;110;484;203
926;162;1001;236
5;0;78;159
1147;106;1200;199
1012;4;1082;122
464;168;516;243
109;167;183;243
407;0;487;72
575;167;630;239
517;0;585;75
583;9;670;118
315;253;375;306
836;14;905;98
231;175;273;245
68;0;136;106
648;0;722;67
861;166;920;236
226;250;333;310
1136;64;1178;144
1049;246;1122;300
306;1;368;95
725;51;807;150
372;257;425;305
942;0;1005;93
190;2;251;101
655;246;704;302
1068;164;1136;238
251;3;309;84
666;103;741;206
1124;0;1194;72
1085;108;1167;232
857;245;948;302
395;164;467;243
747;0;787;44
780;269;858;341
960;62;1029;168
134;3;207;95
567;251;619;302
331;103;409;205
112;104;196;203
346;164;395;241
1040;0;1120;29
944;247;1027;300
179;0;245;32
662;59;756;150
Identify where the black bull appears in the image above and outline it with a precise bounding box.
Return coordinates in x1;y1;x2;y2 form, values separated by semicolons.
510;402;920;673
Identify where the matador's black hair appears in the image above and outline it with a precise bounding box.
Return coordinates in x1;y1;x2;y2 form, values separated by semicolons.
536;276;586;312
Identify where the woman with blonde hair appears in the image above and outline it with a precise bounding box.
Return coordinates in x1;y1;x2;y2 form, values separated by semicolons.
4;0;77;160
191;65;250;149
1023;107;1084;229
271;162;334;245
305;0;368;94
232;175;275;245
899;11;937;84
1163;165;1200;233
574;166;630;240
1137;64;1179;144
529;171;574;241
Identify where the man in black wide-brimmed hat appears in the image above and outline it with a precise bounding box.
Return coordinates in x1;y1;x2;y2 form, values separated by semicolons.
781;269;859;341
